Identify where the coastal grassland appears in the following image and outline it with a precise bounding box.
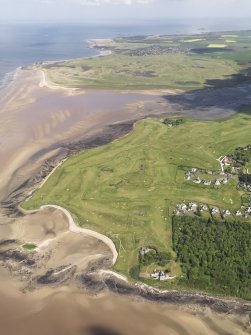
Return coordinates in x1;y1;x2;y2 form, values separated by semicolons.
22;110;251;277
43;53;238;90
42;30;251;91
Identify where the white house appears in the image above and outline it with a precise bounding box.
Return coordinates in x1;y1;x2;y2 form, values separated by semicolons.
223;209;231;216
211;208;219;215
200;205;208;212
193;178;201;184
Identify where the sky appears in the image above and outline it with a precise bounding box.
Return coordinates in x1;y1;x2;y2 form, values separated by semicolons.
0;0;251;23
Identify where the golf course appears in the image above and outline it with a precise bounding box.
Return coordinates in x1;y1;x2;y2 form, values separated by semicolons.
22;108;251;288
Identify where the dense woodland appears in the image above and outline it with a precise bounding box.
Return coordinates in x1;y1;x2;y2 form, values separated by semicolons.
239;174;251;185
162;118;184;127
139;250;172;267
231;147;250;166
172;216;251;299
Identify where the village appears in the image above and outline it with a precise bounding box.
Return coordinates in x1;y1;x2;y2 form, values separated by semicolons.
179;145;251;220
138;146;251;282
185;167;231;186
128;45;190;57
174;201;251;220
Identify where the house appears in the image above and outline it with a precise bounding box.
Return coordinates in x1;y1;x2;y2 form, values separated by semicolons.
245;207;251;213
203;180;211;186
207;171;213;175
151;270;166;280
236;210;242;217
177;203;187;211
223;156;233;166
215;180;221;186
223;209;231;217
193;178;201;184
222;178;228;184
185;173;191;180
151;270;176;281
211;208;219;215
188;202;197;211
192;168;197;173
200;204;208;212
139;247;155;255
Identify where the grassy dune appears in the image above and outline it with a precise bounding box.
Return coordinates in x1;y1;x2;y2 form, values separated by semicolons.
43;53;238;90
22;111;251;276
42;30;251;91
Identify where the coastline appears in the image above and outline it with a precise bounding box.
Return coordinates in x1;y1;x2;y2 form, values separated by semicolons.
17;202;251;316
5;113;250;313
0;32;250;326
0;36;111;94
0;66;22;93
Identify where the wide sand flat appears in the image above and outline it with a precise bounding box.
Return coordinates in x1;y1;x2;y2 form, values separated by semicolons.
0;281;249;335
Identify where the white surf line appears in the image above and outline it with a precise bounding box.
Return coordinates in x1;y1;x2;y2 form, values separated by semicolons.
40;205;118;265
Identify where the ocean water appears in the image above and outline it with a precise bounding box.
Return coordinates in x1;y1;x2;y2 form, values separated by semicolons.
1;18;251;89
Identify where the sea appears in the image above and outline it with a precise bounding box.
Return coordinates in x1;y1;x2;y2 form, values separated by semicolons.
1;18;251;89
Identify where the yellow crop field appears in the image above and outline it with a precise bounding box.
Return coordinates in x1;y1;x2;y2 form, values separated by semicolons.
208;44;227;48
183;38;206;43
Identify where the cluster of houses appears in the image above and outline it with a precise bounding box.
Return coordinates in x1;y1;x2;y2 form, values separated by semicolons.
219;145;251;173
219;155;243;174
185;168;229;186
239;182;251;192
151;269;176;281
129;45;190;57
175;202;207;215
235;206;251;218
175;202;251;219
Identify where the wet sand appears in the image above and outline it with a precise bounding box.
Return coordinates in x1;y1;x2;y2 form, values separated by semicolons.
0;281;250;335
0;66;250;335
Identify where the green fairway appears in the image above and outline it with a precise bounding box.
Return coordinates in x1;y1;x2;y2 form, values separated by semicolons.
22;110;251;277
22;243;37;251
43;53;238;90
